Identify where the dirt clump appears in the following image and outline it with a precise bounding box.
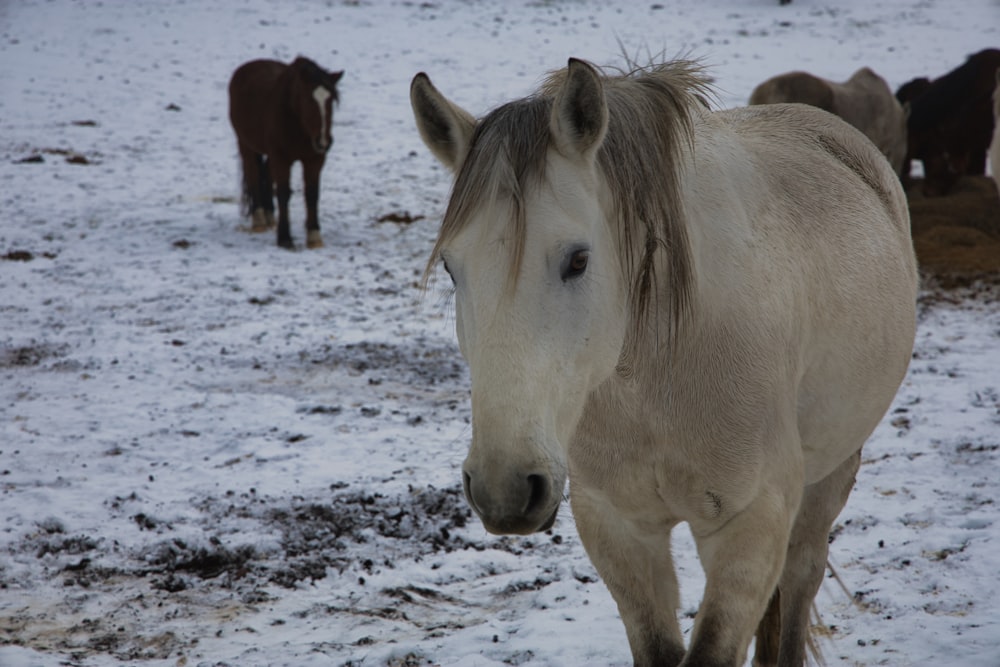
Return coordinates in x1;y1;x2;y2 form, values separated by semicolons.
907;175;1000;283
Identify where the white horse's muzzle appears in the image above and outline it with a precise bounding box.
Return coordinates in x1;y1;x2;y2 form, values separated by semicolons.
462;463;562;535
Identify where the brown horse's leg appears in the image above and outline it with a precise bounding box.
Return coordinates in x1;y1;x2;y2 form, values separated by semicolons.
258;155;275;228
302;157;325;249
774;450;860;667
238;142;271;232
960;148;987;175
270;158;294;249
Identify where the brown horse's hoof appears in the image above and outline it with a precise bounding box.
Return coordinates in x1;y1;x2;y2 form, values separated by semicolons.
251;209;275;232
306;231;324;249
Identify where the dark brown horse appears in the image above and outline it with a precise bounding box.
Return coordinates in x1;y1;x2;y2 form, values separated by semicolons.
229;56;343;249
896;48;1000;196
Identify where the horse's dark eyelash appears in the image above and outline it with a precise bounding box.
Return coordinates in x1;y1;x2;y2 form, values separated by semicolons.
436;259;456;295
440;258;455;281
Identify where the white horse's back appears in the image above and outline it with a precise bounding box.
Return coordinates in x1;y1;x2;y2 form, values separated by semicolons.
749;68;909;175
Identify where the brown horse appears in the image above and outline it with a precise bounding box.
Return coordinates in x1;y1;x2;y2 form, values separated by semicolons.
896;48;1000;197
228;57;343;249
991;67;1000;196
749;67;908;176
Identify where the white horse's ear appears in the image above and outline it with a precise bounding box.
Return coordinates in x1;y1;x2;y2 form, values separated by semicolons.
550;58;608;160
410;72;477;173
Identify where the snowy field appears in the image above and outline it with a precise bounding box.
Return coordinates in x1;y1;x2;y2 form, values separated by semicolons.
1;1;999;665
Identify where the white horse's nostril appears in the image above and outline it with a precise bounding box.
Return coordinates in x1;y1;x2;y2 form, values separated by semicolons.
524;474;549;516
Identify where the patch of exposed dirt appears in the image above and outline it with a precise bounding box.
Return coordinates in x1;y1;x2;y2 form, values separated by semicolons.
1;249;57;261
0;342;70;368
118;483;483;592
303;339;467;387
4;483;487;594
12;146;99;165
377;210;426;225
0;484;512;662
907;175;1000;285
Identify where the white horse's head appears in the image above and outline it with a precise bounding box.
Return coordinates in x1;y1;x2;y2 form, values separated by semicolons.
411;60;630;534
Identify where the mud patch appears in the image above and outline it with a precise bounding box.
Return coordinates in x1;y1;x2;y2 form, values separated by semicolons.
908;175;1000;281
12;146;99;165
0;484;493;662
1;249;57;261
112;484;481;591
377;210;426;225
253;484;477;586
304;339;466;387
0;342;70;368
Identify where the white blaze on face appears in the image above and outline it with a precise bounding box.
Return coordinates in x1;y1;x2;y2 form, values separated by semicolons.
313;86;332;150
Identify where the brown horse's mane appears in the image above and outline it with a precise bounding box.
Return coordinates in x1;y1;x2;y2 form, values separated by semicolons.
426;60;713;352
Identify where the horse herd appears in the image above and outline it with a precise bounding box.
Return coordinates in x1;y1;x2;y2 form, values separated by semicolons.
228;48;1000;250
228;51;994;667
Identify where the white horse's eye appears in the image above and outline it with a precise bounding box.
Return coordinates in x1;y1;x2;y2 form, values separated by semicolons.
562;248;589;282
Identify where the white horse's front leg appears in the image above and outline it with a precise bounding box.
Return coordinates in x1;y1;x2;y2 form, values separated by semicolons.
571;483;686;667
685;486;795;667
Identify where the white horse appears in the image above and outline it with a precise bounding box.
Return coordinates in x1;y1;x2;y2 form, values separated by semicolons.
990;67;1000;195
749;67;909;176
411;59;917;666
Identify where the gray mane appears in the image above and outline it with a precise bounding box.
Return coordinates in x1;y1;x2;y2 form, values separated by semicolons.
429;60;713;350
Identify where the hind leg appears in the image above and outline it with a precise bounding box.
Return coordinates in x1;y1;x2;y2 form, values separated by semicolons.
753;590;782;667
256;155;276;229
238;143;272;232
571;484;686;667
755;451;860;667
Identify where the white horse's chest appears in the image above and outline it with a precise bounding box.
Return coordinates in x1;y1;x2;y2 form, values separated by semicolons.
569;389;770;533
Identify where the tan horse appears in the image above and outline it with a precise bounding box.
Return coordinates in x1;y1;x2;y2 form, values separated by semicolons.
749;67;908;176
412;59;917;666
991;67;1000;195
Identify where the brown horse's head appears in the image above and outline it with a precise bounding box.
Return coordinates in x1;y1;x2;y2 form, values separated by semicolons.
290;57;344;154
898;49;1000;195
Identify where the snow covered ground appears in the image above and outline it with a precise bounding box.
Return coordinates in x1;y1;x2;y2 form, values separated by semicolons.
1;1;998;665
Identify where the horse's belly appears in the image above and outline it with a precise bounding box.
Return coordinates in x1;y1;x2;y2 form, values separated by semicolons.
796;305;915;483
